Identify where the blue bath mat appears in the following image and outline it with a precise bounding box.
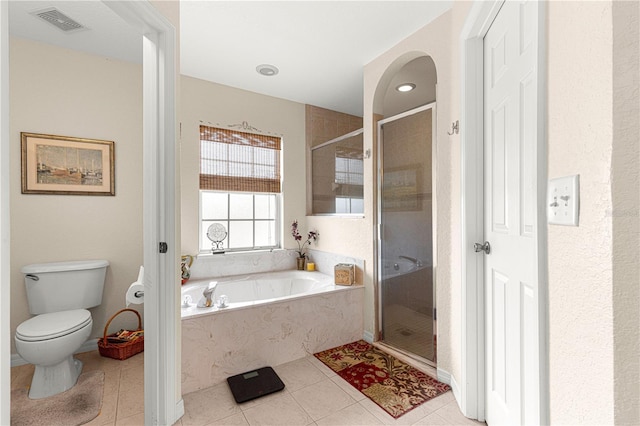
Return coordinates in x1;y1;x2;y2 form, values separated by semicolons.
227;366;285;403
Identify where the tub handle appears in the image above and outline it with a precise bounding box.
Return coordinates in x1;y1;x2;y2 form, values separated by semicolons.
25;274;39;281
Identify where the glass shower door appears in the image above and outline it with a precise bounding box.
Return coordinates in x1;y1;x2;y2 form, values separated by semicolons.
378;104;436;363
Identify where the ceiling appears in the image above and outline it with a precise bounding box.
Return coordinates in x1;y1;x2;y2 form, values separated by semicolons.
9;1;451;117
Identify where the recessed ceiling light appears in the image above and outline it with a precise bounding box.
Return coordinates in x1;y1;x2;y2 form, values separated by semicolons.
256;64;279;77
396;83;416;92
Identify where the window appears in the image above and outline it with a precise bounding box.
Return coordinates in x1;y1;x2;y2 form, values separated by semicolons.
200;125;281;252
334;146;364;214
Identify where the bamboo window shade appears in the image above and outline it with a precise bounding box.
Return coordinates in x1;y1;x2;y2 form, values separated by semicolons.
200;125;281;193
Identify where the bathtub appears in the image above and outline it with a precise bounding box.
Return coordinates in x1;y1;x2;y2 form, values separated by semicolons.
180;270;336;319
180;269;364;394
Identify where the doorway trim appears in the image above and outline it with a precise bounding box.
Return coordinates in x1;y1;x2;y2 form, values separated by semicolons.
103;2;182;424
1;1;11;423
460;0;548;422
1;1;182;421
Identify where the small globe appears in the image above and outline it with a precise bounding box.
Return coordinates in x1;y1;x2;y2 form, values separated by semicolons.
206;223;228;242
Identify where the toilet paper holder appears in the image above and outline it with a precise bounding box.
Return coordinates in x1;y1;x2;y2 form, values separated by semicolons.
125;266;145;307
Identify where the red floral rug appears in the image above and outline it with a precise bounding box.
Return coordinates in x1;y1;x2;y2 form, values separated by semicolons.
314;340;450;419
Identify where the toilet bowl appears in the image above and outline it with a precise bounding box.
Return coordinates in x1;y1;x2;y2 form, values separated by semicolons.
15;260;108;399
15;309;93;399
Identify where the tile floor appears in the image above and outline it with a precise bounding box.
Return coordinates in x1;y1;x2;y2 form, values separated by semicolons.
178;355;484;426
383;304;434;361
11;350;144;425
11;350;484;426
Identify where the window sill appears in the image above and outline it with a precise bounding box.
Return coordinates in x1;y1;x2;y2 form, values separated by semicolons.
196;248;285;259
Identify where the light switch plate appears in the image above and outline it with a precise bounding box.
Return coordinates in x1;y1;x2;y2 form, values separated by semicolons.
547;175;580;226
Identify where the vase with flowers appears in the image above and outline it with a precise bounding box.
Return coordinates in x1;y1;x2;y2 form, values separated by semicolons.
291;220;318;270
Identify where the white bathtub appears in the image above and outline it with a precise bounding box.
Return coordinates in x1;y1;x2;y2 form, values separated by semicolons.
181;270;338;319
180;268;364;394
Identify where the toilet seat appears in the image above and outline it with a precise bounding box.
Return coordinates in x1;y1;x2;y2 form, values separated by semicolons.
16;309;92;342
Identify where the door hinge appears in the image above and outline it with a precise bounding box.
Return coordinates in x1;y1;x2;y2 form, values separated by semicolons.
434;308;437;321
159;242;168;253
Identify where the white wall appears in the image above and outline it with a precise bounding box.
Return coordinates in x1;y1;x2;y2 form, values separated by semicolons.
9;37;144;353
180;76;306;256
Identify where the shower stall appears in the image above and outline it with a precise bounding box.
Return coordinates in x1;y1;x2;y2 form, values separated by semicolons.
377;103;436;364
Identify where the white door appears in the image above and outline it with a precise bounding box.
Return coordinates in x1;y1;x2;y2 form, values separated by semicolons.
483;1;541;424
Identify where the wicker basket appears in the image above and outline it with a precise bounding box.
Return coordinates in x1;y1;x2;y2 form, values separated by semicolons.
97;308;144;360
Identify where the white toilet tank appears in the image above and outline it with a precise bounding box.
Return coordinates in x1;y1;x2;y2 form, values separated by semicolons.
21;260;109;315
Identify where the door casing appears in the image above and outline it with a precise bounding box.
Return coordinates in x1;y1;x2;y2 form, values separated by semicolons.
0;2;182;424
460;0;549;423
104;3;182;424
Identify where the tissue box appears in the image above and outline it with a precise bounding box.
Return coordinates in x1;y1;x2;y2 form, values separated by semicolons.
334;263;355;286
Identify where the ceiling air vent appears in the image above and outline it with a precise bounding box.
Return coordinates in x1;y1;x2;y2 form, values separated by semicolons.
31;8;86;33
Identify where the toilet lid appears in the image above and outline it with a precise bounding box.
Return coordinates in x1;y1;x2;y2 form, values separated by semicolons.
16;309;92;342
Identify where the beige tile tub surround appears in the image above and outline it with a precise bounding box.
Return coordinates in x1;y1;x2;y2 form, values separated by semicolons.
181;285;364;394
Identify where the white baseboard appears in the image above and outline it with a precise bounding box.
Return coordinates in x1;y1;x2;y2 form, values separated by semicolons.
174;399;185;423
436;367;450;384
362;330;374;343
11;338;99;367
437;367;461;405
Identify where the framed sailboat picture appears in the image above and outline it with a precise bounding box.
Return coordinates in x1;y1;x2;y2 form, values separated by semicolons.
21;132;115;196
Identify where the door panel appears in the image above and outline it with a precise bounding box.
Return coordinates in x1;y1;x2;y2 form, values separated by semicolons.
484;1;540;424
379;106;436;363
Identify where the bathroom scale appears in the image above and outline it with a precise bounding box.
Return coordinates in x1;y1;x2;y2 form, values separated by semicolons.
227;366;285;403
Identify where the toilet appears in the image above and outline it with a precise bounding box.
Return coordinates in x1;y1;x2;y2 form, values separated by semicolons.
15;259;109;399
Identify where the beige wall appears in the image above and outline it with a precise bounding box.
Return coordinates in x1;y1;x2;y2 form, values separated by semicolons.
611;2;639;424
9;38;144;353
548;1;640;424
549;0;637;424
547;2;616;424
309;3;473;386
180;76;306;255
341;3;638;424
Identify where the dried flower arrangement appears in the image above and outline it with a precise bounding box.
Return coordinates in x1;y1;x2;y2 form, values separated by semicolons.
291;220;318;259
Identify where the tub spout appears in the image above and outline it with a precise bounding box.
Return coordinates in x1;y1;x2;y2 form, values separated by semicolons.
399;255;423;267
203;282;217;307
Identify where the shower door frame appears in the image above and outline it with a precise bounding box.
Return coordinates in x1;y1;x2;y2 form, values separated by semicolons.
376;102;437;365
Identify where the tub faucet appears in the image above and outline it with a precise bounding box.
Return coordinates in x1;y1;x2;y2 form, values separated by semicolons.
399;255;423;267
203;282;217;307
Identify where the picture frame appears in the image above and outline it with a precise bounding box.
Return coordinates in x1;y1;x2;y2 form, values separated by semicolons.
21;132;115;196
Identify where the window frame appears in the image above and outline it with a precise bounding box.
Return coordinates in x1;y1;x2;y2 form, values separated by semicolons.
199;190;281;254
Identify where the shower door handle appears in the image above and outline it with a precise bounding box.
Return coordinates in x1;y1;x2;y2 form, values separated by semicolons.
474;241;491;255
